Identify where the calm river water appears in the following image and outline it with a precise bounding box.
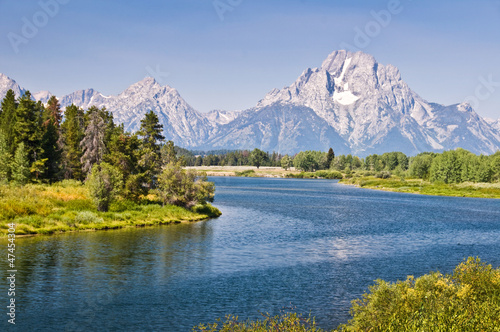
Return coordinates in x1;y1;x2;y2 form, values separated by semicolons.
2;177;500;331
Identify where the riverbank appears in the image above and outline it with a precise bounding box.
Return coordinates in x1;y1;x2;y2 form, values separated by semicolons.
0;182;221;237
340;176;500;199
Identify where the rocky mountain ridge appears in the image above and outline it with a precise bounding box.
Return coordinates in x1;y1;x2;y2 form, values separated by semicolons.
1;50;499;156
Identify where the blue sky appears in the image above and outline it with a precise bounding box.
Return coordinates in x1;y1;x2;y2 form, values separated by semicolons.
1;0;499;118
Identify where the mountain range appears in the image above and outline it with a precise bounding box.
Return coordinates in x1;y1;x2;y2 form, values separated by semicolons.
1;50;499;156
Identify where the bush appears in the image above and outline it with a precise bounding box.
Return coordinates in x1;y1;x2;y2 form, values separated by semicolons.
315;170;343;179
376;171;391;179
86;162;123;212
191;204;222;218
54;179;83;188
235;169;256;177
156;161;215;209
74;211;103;224
339;257;500;331
193;312;325;332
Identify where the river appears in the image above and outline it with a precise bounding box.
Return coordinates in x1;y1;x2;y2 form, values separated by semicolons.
2;177;500;331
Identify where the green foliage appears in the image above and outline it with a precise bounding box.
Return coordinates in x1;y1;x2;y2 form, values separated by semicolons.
14;91;44;164
138;110;164;189
191;203;222;218
250;148;268;169
156;161;215;208
61;104;85;180
11;142;30;185
86;162;123;212
193;312;325;332
327;148;335;168
0;89;18;155
41;96;63;181
281;155;293;170
74;211;103;224
408;153;434;180
339;257;500;332
286;171;343;179
294;151;327;172
375;171;391;179
0;132;10;182
235;169;256;177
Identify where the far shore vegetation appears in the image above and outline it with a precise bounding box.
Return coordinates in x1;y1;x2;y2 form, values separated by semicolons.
184;147;500;199
0;90;220;237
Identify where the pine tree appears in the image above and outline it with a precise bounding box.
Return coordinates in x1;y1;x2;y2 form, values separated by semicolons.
14;92;45;165
61;104;85;180
41;96;63;182
0;131;11;182
138;110;164;189
103;124;141;180
81;110;107;176
11;142;30;185
326;147;335;169
0;89;19;155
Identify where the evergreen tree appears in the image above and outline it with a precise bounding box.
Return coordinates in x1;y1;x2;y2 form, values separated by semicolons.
103;124;141;181
61;104;85;180
327;148;335;168
81;110;107;175
138;110;164;189
0;89;18;155
14;91;44;163
41;96;63;182
161;140;178;165
0;132;11;182
11;142;30;185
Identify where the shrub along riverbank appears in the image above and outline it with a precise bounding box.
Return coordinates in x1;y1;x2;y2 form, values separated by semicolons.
0;181;221;237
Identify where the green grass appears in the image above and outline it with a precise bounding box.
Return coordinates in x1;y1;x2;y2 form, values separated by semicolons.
340;176;500;199
235;169;257;177
0;182;221;236
286;170;343;180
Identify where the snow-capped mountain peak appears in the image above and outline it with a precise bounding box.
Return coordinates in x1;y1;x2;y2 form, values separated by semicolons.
1;50;499;155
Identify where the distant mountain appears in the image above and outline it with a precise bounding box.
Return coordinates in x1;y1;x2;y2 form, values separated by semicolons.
0;73;25;99
1;50;500;156
253;50;500;155
486;118;500;134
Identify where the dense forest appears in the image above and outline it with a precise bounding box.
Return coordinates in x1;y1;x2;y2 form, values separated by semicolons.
0;89;214;212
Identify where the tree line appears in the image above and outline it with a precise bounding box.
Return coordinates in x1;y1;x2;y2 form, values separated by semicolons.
0;89;214;212
185;147;500;183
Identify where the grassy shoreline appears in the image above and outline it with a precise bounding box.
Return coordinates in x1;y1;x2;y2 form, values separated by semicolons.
340;176;500;199
0;182;221;237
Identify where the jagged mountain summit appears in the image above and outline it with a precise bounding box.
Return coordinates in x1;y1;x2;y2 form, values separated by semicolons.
1;50;500;156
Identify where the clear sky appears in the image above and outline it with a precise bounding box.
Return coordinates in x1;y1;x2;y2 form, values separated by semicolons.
1;0;499;119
